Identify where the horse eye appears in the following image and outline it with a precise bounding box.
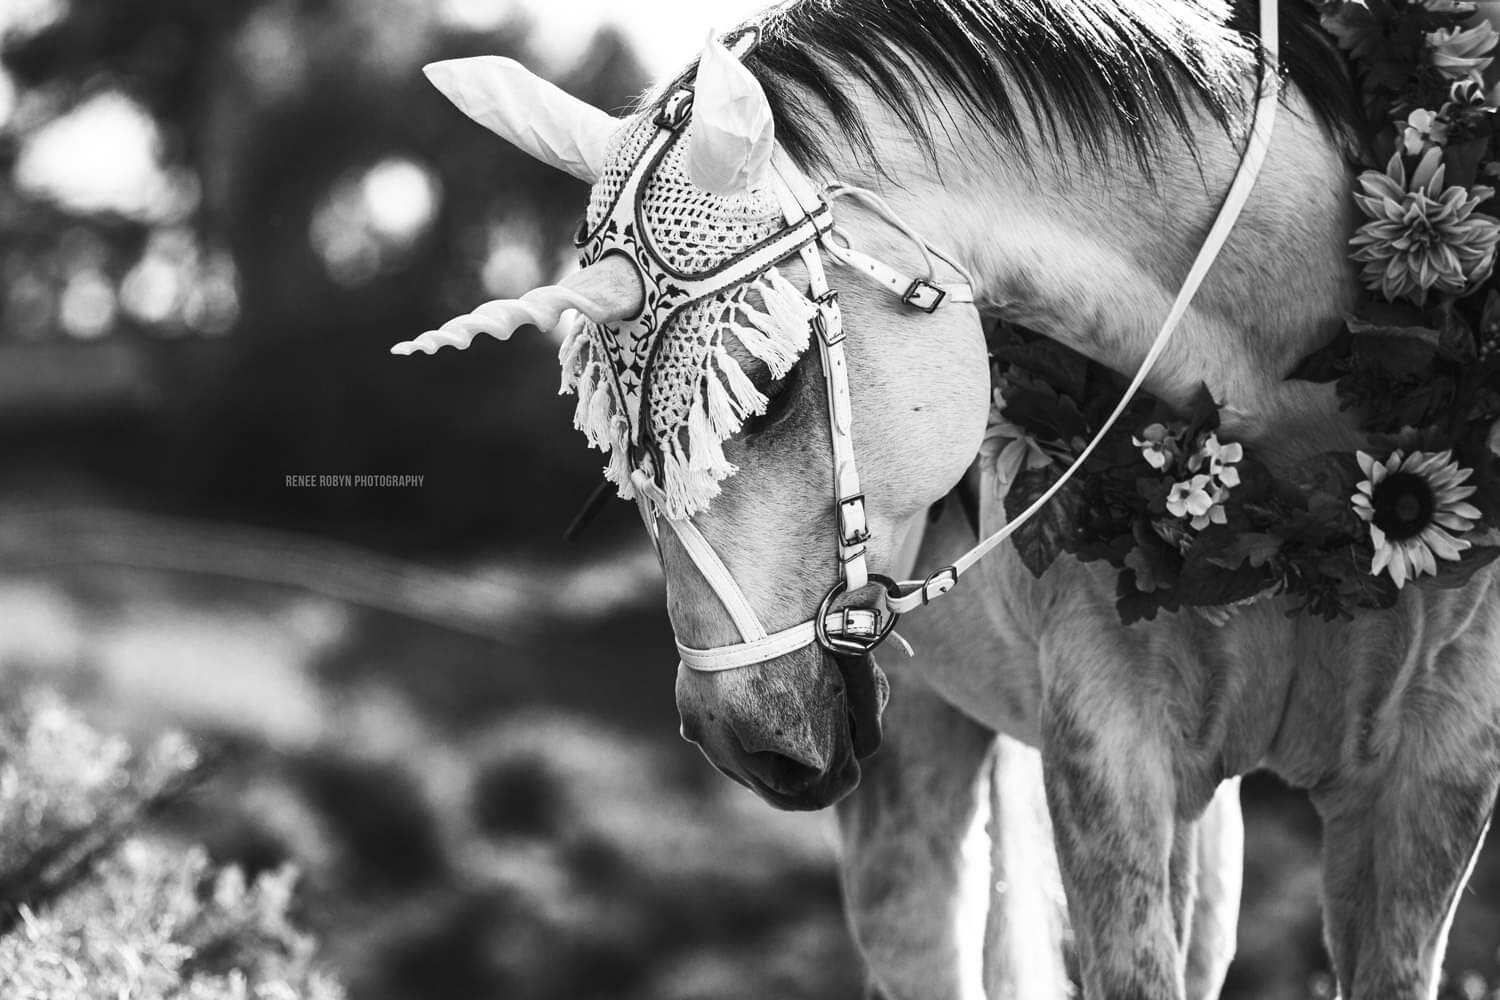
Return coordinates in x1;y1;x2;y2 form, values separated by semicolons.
739;363;800;438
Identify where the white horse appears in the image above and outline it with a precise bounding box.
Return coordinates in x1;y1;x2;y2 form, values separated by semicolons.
399;2;1500;997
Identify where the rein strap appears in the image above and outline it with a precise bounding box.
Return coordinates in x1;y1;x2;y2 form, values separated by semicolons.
886;0;1282;616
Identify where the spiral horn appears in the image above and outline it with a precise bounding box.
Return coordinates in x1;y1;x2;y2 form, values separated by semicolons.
391;255;642;356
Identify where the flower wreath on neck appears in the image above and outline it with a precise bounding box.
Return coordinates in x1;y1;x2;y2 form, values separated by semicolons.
988;0;1500;625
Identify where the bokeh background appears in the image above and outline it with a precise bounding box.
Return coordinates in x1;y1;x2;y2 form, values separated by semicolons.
1;1;1498;998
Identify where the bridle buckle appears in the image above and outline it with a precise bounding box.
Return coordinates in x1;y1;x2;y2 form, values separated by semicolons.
814;576;901;657
838;493;870;546
810;289;843;345
901;278;946;313
655;88;694;130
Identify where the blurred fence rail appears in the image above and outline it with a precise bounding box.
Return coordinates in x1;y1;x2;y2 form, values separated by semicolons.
0;506;662;645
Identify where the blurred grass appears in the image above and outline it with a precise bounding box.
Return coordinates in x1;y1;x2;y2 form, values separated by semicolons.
1;513;1498;999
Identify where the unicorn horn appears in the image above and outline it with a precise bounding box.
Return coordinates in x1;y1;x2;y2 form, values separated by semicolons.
688;32;775;195
424;56;619;182
391;255;641;356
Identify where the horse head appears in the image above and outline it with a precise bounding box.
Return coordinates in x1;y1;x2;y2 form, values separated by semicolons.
397;33;987;809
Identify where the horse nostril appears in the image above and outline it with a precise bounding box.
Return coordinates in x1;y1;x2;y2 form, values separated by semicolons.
743;749;824;796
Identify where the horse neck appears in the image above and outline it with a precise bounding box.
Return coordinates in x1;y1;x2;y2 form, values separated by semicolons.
819;83;1366;469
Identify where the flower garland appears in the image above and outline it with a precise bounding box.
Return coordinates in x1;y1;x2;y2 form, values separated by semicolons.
987;0;1500;624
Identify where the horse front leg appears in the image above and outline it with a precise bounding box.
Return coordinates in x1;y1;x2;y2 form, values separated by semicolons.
1311;688;1500;998
1042;663;1187;1000
836;670;994;1000
985;733;1072;999
1184;779;1242;1000
838;670;1071;1000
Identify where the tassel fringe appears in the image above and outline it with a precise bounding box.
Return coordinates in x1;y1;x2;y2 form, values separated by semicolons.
553;271;820;521
715;345;767;420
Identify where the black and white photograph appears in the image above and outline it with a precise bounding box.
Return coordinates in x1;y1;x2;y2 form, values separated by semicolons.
5;1;1500;998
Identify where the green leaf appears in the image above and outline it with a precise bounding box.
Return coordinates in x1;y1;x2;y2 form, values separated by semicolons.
1426;545;1500;589
1004;466;1082;578
1175;527;1275;606
1479;291;1500;357
1204;532;1283;570
1443;136;1489;191
992;336;1089;401
1182;384;1221;442
1115;570;1175;625
1321;549;1400;610
1433;301;1479;363
1350;332;1440;374
1287;329;1352;383
1287;451;1363;503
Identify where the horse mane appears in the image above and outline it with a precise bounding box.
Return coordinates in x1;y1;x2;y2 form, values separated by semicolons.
708;0;1360;171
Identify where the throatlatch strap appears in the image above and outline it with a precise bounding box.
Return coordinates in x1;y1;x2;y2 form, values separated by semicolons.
886;0;1282;616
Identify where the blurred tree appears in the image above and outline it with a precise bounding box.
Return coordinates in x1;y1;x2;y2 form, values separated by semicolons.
0;0;650;556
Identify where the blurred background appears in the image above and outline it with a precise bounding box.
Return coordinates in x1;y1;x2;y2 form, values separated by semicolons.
0;1;1497;998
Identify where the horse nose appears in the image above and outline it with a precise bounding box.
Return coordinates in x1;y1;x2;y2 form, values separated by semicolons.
738;747;826;797
729;718;831;796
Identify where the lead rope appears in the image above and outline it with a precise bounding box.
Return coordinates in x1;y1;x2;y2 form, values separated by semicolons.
885;0;1282;616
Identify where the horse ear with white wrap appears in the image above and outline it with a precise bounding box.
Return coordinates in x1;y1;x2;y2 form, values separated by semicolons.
687;32;776;195
392;34;779;357
421;56;620;182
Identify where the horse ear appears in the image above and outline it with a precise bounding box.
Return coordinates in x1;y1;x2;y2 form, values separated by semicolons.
423;56;619;182
688;33;775;195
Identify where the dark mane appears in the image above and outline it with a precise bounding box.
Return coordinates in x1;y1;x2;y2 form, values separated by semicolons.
700;0;1359;171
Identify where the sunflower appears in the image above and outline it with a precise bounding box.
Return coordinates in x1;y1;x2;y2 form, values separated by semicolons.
1351;449;1481;587
1349;150;1500;305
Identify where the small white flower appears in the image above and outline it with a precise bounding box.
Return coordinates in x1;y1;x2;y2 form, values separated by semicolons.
1167;474;1215;519
1198;433;1244;487
1351;449;1482;587
1133;422;1176;471
981;390;1056;492
1403;108;1448;155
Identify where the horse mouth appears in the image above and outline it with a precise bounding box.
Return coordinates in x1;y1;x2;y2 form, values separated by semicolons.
741;750;862;811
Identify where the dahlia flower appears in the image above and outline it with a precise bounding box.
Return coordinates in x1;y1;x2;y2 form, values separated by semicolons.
1350;150;1500;304
1351;449;1481;587
1427;21;1499;83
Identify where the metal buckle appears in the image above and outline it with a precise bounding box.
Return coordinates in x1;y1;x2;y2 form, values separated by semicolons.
810;290;843;345
922;565;958;604
813;578;900;657
655;88;694;130
838;493;870;547
901;278;946;313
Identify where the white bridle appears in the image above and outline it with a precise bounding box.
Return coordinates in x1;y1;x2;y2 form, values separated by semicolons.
660;0;1282;673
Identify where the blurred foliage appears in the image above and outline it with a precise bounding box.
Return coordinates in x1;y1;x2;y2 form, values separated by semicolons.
6;4;1500;999
0;691;343;999
0;0;650;556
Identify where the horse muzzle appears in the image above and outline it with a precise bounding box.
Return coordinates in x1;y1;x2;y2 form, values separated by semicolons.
674;647;889;811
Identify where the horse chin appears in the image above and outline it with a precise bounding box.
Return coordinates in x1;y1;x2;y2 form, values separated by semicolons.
674;649;887;811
